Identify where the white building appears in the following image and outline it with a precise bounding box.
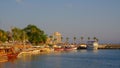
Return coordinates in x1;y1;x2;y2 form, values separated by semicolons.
53;32;62;44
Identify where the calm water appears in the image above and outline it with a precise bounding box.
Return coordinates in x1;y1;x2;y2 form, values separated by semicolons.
0;49;120;68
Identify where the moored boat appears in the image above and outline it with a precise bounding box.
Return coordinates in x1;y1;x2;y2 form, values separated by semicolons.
64;47;73;51
0;46;19;62
7;53;19;60
54;47;64;51
64;45;77;51
87;41;99;50
71;47;77;50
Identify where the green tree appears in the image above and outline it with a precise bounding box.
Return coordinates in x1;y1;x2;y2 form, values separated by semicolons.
7;31;12;42
23;24;47;45
40;34;47;43
11;27;28;43
12;27;22;42
0;29;7;42
21;30;28;43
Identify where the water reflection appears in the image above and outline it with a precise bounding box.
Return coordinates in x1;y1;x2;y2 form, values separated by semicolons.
79;49;98;52
79;50;87;53
0;62;4;68
87;49;98;53
0;50;120;68
18;55;32;62
8;57;17;63
92;50;98;53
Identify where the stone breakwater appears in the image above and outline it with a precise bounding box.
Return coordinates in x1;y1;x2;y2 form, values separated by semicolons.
98;44;120;49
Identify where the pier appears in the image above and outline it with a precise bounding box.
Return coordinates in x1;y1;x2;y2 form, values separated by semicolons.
103;44;120;49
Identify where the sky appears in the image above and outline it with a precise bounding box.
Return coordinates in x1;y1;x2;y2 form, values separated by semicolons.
0;0;120;44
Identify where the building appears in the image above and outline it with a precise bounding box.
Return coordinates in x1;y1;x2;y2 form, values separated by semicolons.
53;32;62;44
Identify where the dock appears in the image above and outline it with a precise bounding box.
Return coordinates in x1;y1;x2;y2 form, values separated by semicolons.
98;44;120;49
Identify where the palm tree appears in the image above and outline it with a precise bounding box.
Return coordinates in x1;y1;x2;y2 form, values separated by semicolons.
12;27;22;42
80;36;84;43
7;31;12;42
21;31;28;43
49;35;53;44
93;37;97;41
61;37;63;43
73;37;76;44
88;37;90;41
96;38;99;42
66;37;69;44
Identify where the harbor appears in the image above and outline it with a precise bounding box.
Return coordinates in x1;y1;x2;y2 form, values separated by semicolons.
0;41;120;63
0;0;120;68
0;30;120;68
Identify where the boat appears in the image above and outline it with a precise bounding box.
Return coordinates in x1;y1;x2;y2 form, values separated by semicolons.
6;47;20;61
71;46;77;50
54;47;64;51
0;56;8;62
77;44;87;49
0;46;19;62
53;45;64;51
64;47;73;51
86;41;99;50
69;45;77;50
1;47;19;60
7;53;19;59
0;48;8;62
64;45;77;51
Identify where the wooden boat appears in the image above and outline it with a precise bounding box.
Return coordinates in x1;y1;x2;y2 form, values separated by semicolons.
64;47;73;51
54;47;64;51
0;46;19;61
7;53;19;60
0;47;8;62
64;48;72;51
63;45;77;51
71;46;77;50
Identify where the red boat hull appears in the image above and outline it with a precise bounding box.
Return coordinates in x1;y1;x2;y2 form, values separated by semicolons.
7;53;18;60
54;48;64;51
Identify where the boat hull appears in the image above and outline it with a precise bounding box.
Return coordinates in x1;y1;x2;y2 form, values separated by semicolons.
54;48;64;51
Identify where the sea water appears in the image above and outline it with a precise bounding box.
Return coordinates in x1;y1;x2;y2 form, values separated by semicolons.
0;49;120;68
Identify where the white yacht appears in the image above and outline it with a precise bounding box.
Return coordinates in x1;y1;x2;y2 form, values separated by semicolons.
87;41;99;50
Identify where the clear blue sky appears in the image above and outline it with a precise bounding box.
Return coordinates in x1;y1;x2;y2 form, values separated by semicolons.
0;0;120;44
